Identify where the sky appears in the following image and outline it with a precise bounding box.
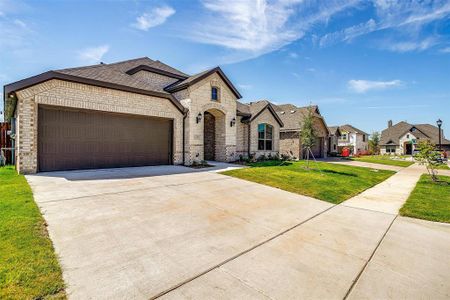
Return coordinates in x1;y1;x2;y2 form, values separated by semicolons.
1;0;450;135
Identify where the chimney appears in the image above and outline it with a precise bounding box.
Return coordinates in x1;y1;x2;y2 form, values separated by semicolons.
388;120;393;128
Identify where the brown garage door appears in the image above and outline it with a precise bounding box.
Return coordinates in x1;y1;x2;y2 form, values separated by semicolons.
38;106;173;172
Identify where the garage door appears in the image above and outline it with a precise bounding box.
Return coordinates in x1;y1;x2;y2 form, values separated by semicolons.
38;106;173;172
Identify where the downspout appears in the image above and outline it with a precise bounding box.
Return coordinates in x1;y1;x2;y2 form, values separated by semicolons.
182;112;187;165
247;122;251;158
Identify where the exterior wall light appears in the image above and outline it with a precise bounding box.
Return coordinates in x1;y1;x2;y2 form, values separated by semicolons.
196;112;202;124
230;117;236;127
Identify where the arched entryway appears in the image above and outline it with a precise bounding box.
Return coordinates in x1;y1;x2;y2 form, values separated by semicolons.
203;108;226;161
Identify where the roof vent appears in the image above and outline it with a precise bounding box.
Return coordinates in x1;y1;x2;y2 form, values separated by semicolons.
290;110;296;114
280;111;285;114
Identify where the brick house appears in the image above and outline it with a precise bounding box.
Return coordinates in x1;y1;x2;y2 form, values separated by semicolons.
274;104;329;159
380;120;450;155
3;57;285;174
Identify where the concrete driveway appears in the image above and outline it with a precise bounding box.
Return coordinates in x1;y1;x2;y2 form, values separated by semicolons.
27;164;450;299
26;165;332;299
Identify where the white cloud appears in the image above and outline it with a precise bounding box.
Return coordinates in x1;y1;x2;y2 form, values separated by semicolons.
0;17;32;51
348;79;403;93
320;19;377;47
292;72;301;79
439;46;450;53
132;6;175;31
78;45;109;64
188;0;361;58
319;1;450;51
288;52;299;59
385;37;439;53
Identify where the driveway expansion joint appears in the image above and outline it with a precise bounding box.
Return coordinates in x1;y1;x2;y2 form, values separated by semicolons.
343;214;398;299
151;204;337;299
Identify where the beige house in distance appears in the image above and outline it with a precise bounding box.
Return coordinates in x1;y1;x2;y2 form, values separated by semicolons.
4;57;286;174
380;120;450;155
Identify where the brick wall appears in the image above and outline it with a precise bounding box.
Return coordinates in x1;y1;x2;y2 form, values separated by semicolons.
15;79;184;173
280;131;300;159
236;117;249;158
250;109;280;158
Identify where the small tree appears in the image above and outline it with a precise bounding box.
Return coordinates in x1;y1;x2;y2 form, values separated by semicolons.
300;105;317;169
415;140;441;182
369;131;380;154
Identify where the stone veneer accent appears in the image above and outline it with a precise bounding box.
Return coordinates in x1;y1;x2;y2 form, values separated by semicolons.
250;109;280;158
14;79;184;173
177;73;237;164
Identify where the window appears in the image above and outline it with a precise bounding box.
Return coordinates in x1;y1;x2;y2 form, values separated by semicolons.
406;134;410;139
333;144;336;150
363;135;366;142
386;145;396;153
340;133;348;140
258;123;273;151
211;87;219;101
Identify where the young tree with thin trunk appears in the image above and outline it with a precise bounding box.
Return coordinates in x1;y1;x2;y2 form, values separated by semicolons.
415;140;441;182
369;131;380;154
300;105;317;169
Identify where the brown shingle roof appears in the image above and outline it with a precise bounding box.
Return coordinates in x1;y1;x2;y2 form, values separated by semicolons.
165;67;242;99
274;104;325;132
339;124;368;136
54;57;188;93
4;57;190;115
380;121;450;145
328;126;341;136
236;100;283;126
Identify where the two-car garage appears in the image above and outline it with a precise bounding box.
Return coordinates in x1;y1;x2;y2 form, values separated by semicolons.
38;106;173;172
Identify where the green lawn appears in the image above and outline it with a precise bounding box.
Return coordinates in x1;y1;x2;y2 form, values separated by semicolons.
0;166;65;299
400;174;450;223
351;155;414;167
222;160;395;204
435;163;450;170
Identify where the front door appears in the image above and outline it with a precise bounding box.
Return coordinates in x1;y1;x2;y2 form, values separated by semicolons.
405;143;413;155
203;111;215;161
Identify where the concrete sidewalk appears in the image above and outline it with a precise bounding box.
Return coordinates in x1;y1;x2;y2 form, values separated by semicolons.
161;164;450;300
320;158;404;172
343;164;425;214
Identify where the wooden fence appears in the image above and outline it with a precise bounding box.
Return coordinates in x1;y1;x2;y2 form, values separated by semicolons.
0;122;12;164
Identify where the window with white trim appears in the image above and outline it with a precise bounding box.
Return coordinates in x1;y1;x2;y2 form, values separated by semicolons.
258;123;273;151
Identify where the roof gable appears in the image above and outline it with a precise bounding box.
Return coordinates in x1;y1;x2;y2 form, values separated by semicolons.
165;67;242;99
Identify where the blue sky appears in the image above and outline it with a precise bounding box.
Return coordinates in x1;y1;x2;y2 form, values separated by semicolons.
1;0;450;135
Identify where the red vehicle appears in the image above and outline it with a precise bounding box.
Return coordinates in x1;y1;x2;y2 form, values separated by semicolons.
341;147;350;157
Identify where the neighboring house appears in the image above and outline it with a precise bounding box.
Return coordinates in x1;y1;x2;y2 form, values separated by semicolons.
3;57;285;174
337;124;369;154
274;104;330;159
327;126;341;156
380;120;450;155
